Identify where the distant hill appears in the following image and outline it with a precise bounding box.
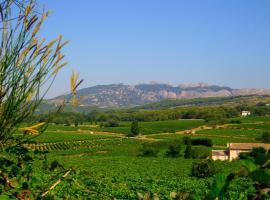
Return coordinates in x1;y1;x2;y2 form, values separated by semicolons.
139;95;270;109
49;83;270;108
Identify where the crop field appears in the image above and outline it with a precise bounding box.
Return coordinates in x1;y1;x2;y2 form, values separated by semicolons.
229;123;270;131
31;131;118;143
232;116;270;123
150;133;257;146
46;124;93;131
42;132;242;199
196;128;263;138
86;119;205;135
25;117;266;199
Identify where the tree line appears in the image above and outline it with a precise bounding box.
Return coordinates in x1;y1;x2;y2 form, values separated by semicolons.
31;103;270;125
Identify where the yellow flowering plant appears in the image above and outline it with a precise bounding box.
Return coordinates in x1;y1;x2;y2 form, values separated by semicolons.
0;0;69;144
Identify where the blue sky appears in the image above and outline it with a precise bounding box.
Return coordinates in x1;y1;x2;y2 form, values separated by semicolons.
39;0;270;97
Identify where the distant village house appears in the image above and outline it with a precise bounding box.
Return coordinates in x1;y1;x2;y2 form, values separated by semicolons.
241;111;251;117
212;143;270;161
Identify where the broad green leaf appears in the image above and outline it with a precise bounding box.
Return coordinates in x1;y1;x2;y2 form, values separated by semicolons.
0;195;10;200
241;160;257;173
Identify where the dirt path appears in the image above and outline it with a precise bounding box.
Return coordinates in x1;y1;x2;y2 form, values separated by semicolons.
49;130;125;137
42;121;266;144
144;124;256;141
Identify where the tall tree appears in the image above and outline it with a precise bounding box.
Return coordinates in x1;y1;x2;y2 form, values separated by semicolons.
130;121;139;136
184;137;192;159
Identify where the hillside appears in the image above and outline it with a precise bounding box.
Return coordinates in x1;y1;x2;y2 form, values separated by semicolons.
49;83;270;108
139;95;270;109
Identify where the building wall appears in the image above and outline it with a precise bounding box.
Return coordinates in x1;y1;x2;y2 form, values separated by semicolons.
212;150;228;160
212;155;228;161
241;111;251;116
229;150;249;161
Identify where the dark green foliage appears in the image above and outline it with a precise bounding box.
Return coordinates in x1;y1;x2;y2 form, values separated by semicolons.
191;160;216;178
74;120;79;127
0;144;64;198
101;120;119;127
229;119;242;124
165;143;181;158
183;137;213;147
183;136;191;145
256;102;267;107
64;119;71;126
49;160;63;171
190;146;270;199
206;173;235;200
237;147;270;199
129;121;139;137
191;138;213;147
164;129;176;133
261;131;270;143
190;146;210;159
138;143;159;157
184;137;192;159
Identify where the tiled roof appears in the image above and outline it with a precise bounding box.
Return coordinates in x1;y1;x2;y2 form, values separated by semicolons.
228;143;270;150
212;150;228;156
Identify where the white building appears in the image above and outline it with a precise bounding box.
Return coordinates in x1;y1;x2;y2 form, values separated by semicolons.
212;143;270;161
241;111;251;117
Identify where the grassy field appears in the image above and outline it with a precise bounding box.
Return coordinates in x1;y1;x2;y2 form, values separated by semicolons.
25;118;267;199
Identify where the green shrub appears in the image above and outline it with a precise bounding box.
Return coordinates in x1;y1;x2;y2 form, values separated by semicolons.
103;120;119;127
191;160;216;178
229;120;242;124
138;143;159;157
184;137;192;159
261;131;270;143
165;143;181;158
191;138;213;147
164;129;176;133
183;136;191;145
128;121;139;137
190;146;210;159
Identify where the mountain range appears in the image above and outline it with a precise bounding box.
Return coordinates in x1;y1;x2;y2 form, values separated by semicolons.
50;83;270;107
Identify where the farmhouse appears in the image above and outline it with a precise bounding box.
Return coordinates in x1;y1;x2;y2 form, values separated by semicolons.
212;143;270;161
241;111;251;117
